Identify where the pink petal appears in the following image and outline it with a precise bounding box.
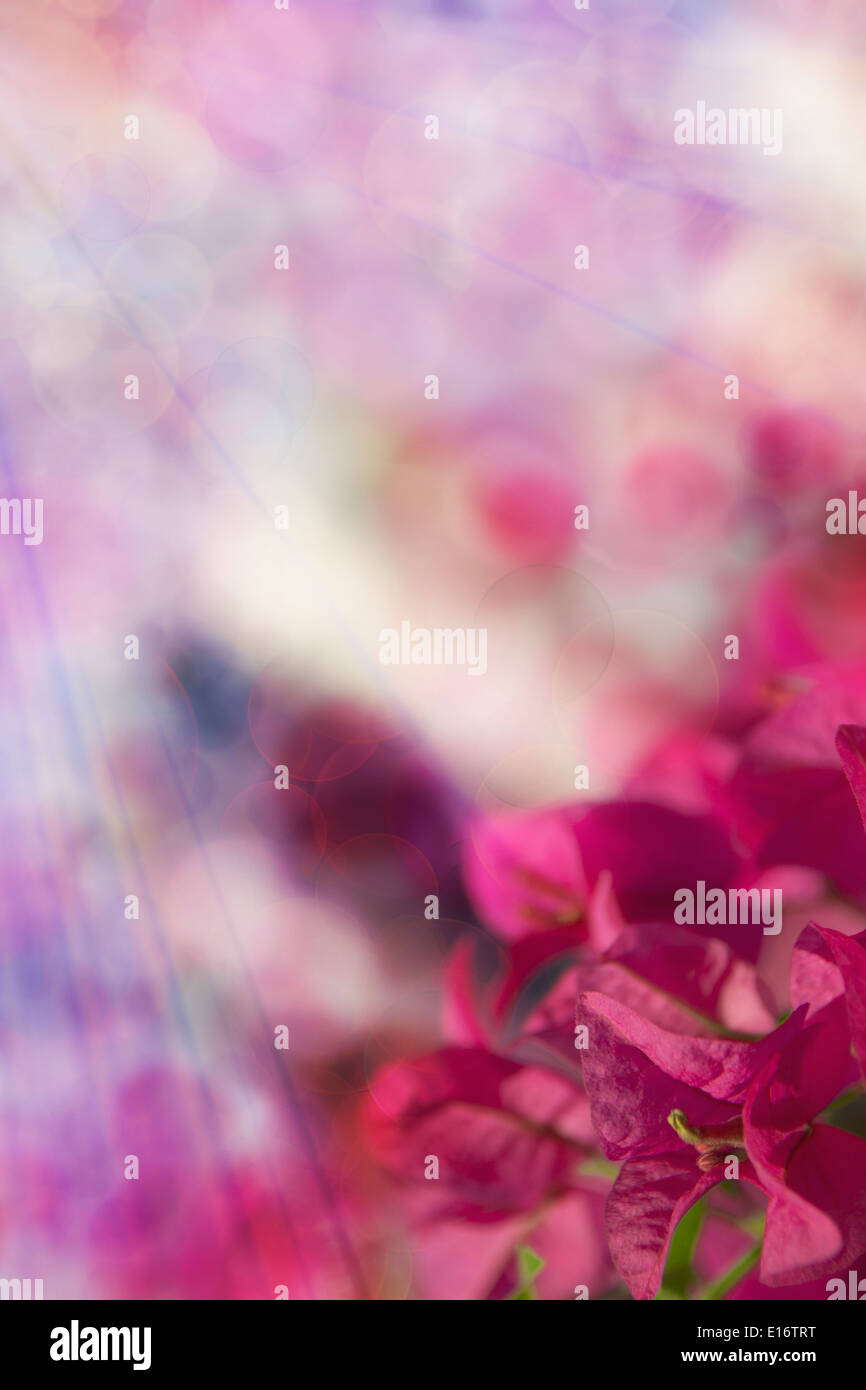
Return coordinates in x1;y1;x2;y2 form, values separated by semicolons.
442;940;495;1048
810;923;866;1083
779;1125;866;1282
578;993;744;1160
728;673;866;899
758;1125;866;1286
790;921;847;1014
581;991;805;1104
485;1189;614;1301
462;809;586;940
601;925;776;1036
744;1000;850;1153
837;722;866;834
365;1049;584;1221
568;801;740;928
606;1151;722;1300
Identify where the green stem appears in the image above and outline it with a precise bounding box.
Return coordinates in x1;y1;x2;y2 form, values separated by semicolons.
699;1242;761;1301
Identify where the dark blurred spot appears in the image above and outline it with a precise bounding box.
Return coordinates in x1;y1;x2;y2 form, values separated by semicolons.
169;641;250;747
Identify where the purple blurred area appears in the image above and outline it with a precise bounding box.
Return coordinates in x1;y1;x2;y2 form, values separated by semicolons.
1;0;865;1299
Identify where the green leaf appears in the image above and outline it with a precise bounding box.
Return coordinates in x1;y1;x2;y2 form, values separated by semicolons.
576;1156;620;1180
508;1244;546;1300
657;1197;705;1300
699;1241;761;1301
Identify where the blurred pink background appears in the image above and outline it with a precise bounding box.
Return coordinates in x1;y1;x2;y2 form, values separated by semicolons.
2;0;866;1299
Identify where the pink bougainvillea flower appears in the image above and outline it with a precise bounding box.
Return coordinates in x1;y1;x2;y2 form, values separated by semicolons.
567;801;742;929
363;1046;614;1299
837;722;866;845
444;910;775;1071
578;923;866;1299
577;923;777;1040
624;729;740;820
791;918;866;1082
726;668;866;900
443;925;584;1060
442;871;630;1063
461;808;588;941
463;799;741;942
366;1047;594;1221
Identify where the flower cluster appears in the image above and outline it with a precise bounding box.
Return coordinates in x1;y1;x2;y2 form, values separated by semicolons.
365;690;866;1300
